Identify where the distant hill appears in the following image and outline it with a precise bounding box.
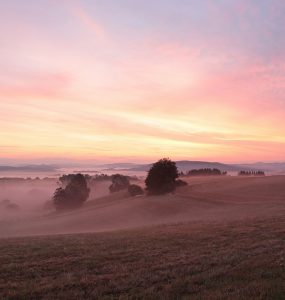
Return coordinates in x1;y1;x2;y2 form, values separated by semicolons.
98;163;141;170
131;160;245;172
1;161;284;175
0;164;59;172
99;160;285;174
235;162;285;173
175;161;242;172
101;161;252;173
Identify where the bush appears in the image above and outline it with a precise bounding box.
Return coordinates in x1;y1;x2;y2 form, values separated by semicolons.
145;158;179;195
109;174;130;193
128;184;144;196
53;174;90;210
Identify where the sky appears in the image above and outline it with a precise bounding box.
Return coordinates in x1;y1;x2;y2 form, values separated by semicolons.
1;0;285;164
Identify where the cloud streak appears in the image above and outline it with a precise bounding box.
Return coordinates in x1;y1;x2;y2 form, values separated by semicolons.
69;0;106;40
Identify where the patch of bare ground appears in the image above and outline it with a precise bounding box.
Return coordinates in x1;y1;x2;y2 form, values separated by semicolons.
0;216;285;299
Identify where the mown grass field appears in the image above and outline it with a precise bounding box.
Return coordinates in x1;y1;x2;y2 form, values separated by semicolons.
1;215;285;300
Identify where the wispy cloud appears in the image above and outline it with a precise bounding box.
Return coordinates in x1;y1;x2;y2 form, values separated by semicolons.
0;71;72;99
69;0;106;40
1;0;285;163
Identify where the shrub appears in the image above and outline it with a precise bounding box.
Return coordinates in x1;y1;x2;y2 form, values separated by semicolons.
109;174;130;193
53;173;90;210
128;184;144;196
145;158;179;195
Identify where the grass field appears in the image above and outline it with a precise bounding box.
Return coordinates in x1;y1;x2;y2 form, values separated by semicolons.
1;176;285;299
1;215;285;300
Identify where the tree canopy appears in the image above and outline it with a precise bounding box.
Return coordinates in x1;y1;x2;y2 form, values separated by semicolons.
145;158;179;195
53;173;90;210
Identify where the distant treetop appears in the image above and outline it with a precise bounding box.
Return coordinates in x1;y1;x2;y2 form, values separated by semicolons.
238;170;265;176
187;168;227;176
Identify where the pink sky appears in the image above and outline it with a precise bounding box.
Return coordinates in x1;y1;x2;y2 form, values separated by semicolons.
0;0;285;164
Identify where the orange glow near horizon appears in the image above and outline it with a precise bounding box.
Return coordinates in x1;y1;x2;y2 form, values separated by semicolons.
1;1;285;164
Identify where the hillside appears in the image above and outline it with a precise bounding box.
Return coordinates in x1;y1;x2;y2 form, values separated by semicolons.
1;175;285;238
102;160;285;173
1;215;285;299
0;164;59;173
1;175;285;299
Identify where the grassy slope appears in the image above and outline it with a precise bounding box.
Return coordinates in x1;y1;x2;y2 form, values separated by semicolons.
2;175;285;238
1;216;285;300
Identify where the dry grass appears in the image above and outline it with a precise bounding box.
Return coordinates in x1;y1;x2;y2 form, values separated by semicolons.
1;216;285;300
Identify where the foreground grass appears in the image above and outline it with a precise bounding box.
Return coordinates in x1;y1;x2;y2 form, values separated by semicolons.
0;217;285;300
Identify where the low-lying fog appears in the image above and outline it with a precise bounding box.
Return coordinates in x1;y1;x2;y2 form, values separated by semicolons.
2;174;285;238
0;178;111;221
0;180;56;212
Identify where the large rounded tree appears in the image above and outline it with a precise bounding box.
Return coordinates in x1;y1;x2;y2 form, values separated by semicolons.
145;158;179;195
53;173;90;210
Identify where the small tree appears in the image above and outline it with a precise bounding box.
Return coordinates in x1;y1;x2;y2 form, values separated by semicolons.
128;184;144;196
145;158;179;195
53;173;90;210
109;174;130;193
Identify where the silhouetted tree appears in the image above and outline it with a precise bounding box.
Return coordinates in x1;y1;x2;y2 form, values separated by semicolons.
109;174;130;193
59;174;91;186
53;173;90;210
145;158;179;195
238;170;265;176
128;184;144;196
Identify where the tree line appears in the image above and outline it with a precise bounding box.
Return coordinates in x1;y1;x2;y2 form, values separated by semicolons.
185;168;227;176
238;170;265;176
